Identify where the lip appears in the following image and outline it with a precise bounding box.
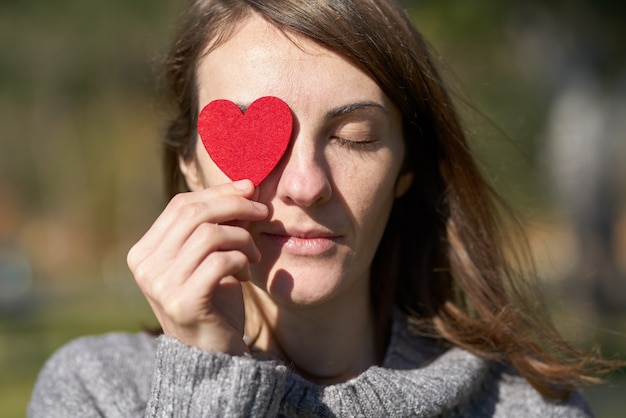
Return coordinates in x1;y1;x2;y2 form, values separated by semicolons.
260;230;342;256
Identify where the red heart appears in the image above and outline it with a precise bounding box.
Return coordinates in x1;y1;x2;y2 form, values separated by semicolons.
197;96;293;186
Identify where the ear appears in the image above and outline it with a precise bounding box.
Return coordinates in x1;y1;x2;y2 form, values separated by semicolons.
178;154;205;192
394;171;413;198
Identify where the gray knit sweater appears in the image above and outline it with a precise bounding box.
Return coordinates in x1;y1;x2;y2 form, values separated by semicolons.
28;313;592;417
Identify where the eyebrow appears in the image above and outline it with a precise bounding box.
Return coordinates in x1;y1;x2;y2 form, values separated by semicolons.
324;101;389;122
235;100;388;119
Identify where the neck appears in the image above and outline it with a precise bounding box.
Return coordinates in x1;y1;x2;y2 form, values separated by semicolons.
244;282;381;385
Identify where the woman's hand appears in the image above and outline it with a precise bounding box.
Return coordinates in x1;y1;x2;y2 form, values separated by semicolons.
127;180;268;355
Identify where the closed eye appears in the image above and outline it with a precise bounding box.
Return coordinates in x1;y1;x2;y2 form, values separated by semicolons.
331;135;379;152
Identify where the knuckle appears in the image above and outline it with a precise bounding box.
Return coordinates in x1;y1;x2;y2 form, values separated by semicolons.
169;192;189;209
178;202;205;221
149;277;168;299
192;223;221;248
168;193;223;223
232;251;248;266
168;193;209;219
195;222;217;238
208;250;246;272
162;296;186;323
207;252;230;271
162;294;198;326
126;246;138;269
127;242;148;270
132;262;150;284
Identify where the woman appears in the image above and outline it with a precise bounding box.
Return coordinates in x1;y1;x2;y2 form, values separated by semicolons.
29;0;611;416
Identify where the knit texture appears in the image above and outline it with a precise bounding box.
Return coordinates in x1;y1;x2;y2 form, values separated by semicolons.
28;312;593;417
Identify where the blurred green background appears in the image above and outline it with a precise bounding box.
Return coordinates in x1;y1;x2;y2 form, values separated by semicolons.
1;1;625;416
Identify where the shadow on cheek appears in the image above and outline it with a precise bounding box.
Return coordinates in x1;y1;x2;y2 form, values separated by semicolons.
267;268;295;298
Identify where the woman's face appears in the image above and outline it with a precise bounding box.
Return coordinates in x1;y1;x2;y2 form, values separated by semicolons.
184;15;410;308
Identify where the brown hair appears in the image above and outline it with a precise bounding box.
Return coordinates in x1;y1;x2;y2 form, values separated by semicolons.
162;0;613;399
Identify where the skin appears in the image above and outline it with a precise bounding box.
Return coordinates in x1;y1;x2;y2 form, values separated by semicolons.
128;14;412;384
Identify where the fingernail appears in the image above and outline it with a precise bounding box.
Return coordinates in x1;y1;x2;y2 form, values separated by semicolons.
233;179;251;191
252;201;267;213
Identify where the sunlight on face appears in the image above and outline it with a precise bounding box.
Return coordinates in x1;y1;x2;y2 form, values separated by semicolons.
186;14;408;308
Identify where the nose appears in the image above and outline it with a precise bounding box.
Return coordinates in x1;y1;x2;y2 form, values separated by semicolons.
275;135;332;207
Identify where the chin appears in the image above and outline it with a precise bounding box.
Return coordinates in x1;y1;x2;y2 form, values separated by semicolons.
252;265;352;308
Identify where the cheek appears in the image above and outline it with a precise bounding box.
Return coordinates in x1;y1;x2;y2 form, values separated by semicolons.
357;176;396;227
194;140;232;187
332;153;401;227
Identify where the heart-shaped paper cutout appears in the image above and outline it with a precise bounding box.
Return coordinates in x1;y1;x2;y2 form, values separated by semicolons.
198;96;293;186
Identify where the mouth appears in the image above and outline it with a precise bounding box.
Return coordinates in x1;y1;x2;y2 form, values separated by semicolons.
260;229;343;256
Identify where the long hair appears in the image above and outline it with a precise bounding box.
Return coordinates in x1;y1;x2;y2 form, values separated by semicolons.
162;0;613;399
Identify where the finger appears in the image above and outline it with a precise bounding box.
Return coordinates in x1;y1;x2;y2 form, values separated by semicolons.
134;222;258;297
145;212;261;282
128;181;266;269
221;183;262;229
130;191;263;267
189;250;251;298
159;250;250;325
156;223;260;287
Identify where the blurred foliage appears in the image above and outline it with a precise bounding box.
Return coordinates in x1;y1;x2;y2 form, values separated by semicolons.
408;0;626;208
0;1;624;417
0;0;183;284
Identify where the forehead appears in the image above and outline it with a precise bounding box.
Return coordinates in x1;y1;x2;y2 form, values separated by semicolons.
196;14;388;111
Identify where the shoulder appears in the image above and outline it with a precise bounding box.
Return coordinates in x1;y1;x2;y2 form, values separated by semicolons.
54;330;157;355
381;312;593;417
38;331;157;381
491;366;593;418
29;332;157;417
